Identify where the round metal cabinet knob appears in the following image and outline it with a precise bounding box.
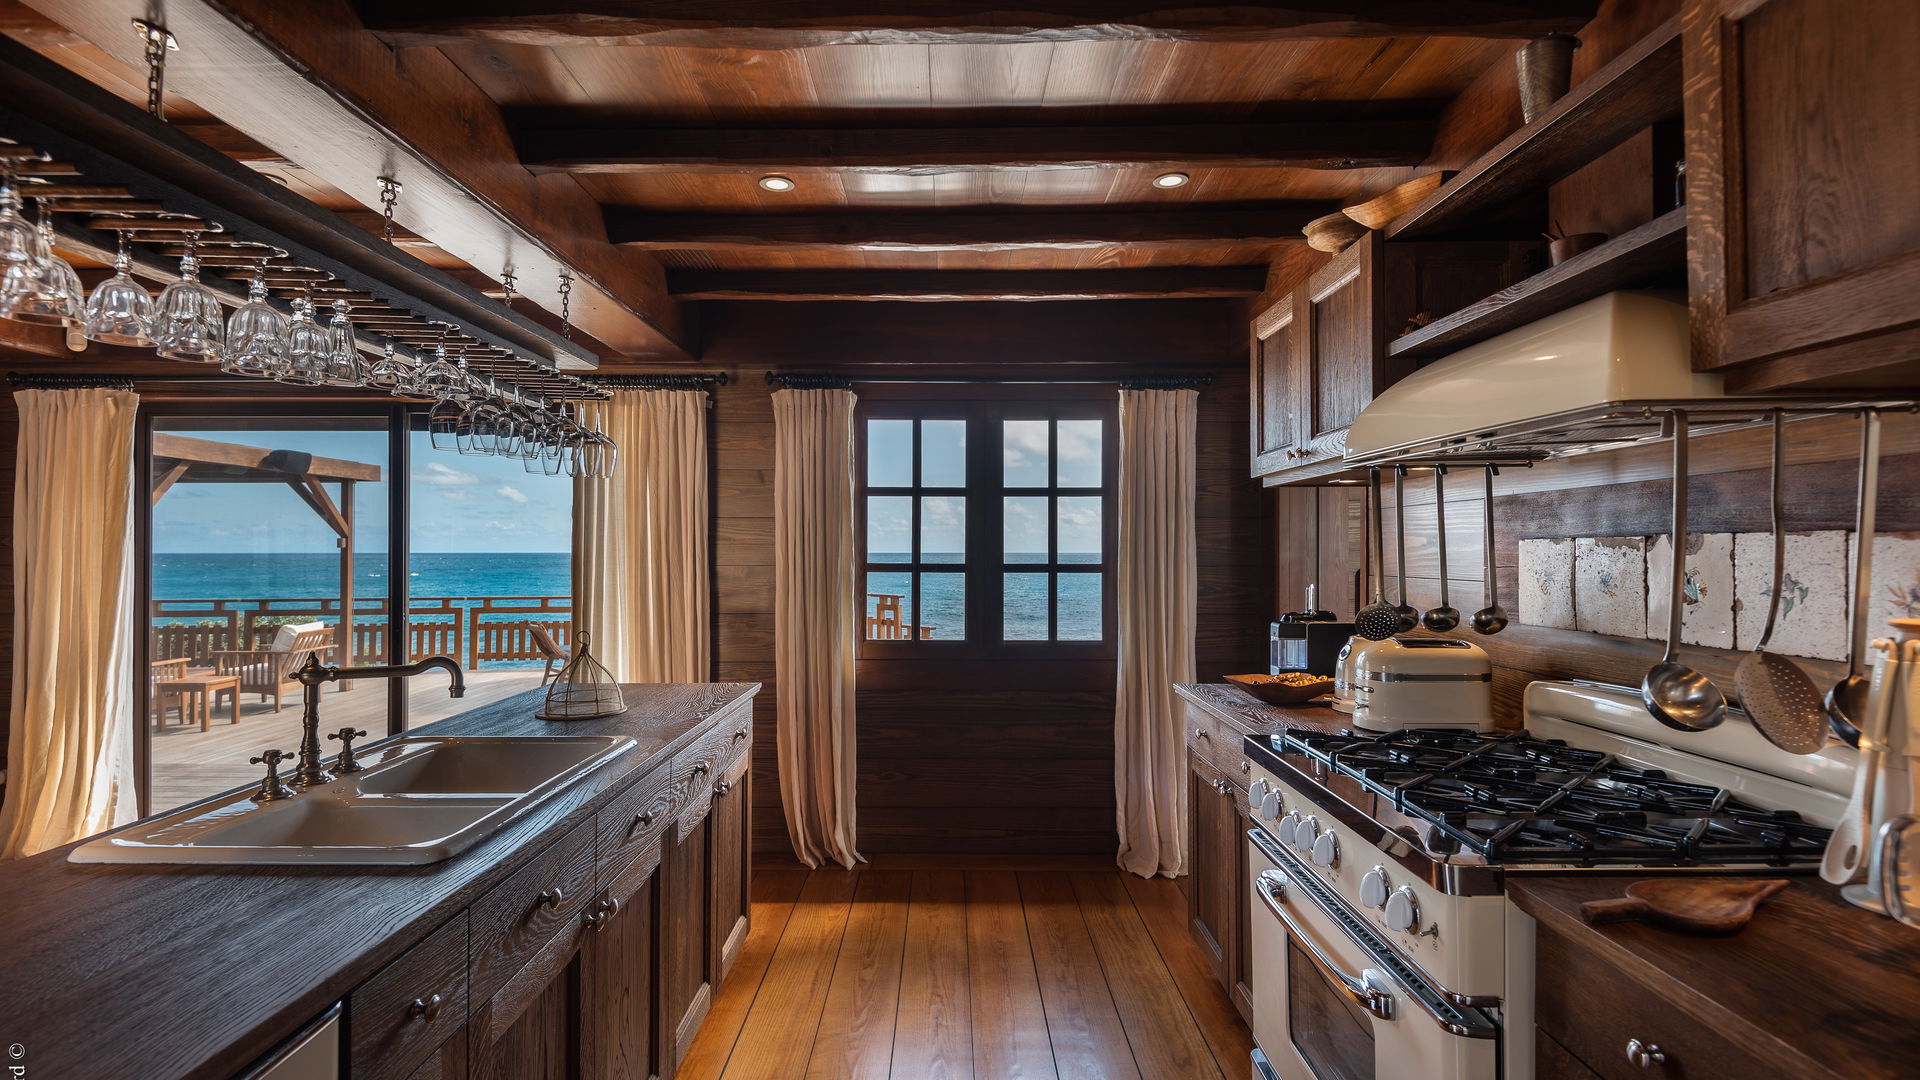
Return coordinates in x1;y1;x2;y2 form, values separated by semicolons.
1193;727;1210;740
1360;866;1391;909
1310;828;1339;869
1625;1039;1668;1068
1384;886;1420;932
1293;814;1321;850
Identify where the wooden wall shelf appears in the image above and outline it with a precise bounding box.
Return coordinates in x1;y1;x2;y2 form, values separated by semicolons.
1387;15;1682;241
1388;207;1686;359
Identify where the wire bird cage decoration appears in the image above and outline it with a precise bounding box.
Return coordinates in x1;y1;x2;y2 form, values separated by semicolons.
537;632;625;720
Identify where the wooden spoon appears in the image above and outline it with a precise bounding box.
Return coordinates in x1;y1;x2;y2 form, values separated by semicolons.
1581;878;1789;934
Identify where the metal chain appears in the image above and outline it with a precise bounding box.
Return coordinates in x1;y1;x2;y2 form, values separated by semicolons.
132;20;177;121
376;176;402;245
557;271;574;341
500;268;517;308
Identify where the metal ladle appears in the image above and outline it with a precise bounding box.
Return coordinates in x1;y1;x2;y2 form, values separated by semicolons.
1732;410;1828;753
1471;465;1509;634
1421;466;1460;632
1389;468;1419;633
1827;409;1882;746
1353;467;1401;641
1642;410;1728;732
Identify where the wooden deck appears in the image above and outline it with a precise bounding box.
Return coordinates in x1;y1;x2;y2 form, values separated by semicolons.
680;863;1255;1080
148;669;545;811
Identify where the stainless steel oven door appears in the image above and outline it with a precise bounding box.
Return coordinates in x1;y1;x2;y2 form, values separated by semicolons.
1246;828;1498;1080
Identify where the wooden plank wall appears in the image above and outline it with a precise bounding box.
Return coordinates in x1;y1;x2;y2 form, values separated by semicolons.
1284;412;1920;726
697;300;1270;857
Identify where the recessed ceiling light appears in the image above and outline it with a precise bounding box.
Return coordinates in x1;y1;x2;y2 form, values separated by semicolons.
1152;171;1190;189
758;174;796;192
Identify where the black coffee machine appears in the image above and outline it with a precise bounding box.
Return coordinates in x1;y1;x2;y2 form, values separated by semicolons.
1270;585;1354;677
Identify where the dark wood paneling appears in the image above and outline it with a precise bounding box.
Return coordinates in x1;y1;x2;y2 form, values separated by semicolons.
608;207;1331;252
670;267;1268;302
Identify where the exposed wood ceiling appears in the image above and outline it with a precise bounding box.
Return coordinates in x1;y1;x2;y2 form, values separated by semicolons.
1;0;1597;357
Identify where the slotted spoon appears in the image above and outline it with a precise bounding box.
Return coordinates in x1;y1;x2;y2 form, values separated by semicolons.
1354;467;1401;640
1732;410;1828;754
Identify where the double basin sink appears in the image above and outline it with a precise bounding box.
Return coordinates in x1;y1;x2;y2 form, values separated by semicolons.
70;735;635;866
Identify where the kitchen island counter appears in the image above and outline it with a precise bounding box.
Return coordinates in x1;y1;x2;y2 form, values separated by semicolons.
0;681;757;1080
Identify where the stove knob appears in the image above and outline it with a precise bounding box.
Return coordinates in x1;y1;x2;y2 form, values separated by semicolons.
1249;778;1270;804
1310;828;1339;869
1384;886;1421;933
1259;789;1281;821
1294;815;1320;850
1360;866;1391;909
1275;811;1301;847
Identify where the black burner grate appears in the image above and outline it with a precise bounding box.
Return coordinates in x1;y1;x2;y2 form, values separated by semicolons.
1278;728;1831;867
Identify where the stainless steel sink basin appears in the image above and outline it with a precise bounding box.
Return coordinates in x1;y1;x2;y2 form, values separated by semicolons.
69;735;635;866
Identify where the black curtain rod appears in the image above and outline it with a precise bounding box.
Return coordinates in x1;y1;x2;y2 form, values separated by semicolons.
8;372;136;390
764;371;1214;391
581;373;730;390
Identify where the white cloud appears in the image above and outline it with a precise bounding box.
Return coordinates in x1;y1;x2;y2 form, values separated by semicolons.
440;489;474;502
496;485;530;504
415;462;480;486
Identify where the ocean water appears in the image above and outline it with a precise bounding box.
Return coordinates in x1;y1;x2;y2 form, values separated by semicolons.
867;552;1103;642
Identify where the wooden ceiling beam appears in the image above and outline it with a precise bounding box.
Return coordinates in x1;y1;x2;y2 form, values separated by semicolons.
609;206;1329;251
516;121;1432;174
668;267;1268;301
365;1;1599;47
19;0;693;363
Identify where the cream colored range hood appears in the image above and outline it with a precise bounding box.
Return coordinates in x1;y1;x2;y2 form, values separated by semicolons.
1344;291;1723;464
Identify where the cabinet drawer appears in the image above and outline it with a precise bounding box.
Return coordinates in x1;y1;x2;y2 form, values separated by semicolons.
671;720;739;831
1185;706;1226;762
469;816;596;1006
350;913;469;1080
1535;928;1778;1080
597;763;679;873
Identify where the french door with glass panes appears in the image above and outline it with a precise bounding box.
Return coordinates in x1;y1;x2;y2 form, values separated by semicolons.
855;390;1117;661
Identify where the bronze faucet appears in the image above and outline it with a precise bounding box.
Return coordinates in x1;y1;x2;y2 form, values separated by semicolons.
284;653;466;790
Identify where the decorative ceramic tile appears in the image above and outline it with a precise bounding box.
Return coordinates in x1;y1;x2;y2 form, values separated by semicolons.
1646;532;1735;648
1518;537;1576;630
1870;533;1920;634
1733;530;1848;660
1574;537;1648;638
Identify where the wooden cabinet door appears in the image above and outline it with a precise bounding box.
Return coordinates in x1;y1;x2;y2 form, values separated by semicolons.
709;756;752;984
1301;233;1386;453
580;846;666;1080
1186;751;1238;988
662;798;718;1072
1250;293;1303;476
466;934;584;1080
1685;0;1920;391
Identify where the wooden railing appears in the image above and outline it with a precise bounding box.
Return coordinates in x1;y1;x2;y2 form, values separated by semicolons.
150;595;571;669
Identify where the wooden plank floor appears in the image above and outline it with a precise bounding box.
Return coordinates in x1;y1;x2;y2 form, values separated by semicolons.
682;866;1254;1080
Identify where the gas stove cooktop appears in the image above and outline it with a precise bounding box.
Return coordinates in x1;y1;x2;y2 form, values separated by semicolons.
1281;727;1834;868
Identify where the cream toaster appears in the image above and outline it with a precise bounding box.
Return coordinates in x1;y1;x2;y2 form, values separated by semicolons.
1352;637;1495;732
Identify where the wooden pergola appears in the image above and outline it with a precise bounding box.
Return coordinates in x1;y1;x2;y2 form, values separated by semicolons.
151;434;384;668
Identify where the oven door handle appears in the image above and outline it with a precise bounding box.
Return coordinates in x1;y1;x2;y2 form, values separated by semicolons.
1254;868;1395;1022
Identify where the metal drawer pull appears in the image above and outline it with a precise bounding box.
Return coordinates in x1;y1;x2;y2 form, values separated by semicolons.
733;728;749;741
585;896;622;932
407;993;443;1023
537;886;565;909
1254;870;1394;1022
629;810;655;835
1240;760;1252;773
692;763;709;778
1193;727;1210;739
1625;1039;1667;1068
714;779;733;795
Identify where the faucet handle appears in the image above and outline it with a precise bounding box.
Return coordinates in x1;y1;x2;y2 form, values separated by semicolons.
248;749;296;803
328;727;370;774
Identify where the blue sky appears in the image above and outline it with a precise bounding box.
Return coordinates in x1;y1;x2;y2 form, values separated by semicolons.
866;418;1102;558
152;427;572;554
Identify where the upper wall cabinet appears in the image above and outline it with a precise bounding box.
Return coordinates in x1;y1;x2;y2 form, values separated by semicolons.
1684;0;1920;392
1250;233;1540;481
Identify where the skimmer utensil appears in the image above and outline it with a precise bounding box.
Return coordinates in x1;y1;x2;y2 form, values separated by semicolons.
1642;410;1728;732
1420;466;1460;632
1471;465;1509;635
1389;468;1418;633
1354;467;1400;640
1733;410;1828;754
1827;409;1882;746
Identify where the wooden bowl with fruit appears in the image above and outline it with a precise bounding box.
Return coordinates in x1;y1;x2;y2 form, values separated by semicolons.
1225;672;1336;705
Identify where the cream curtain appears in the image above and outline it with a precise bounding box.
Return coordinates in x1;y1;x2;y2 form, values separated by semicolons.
0;388;140;860
573;390;710;683
771;388;862;869
1114;388;1199;878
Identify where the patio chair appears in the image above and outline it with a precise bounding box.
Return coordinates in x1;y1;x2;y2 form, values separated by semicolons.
213;622;337;713
528;623;569;684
